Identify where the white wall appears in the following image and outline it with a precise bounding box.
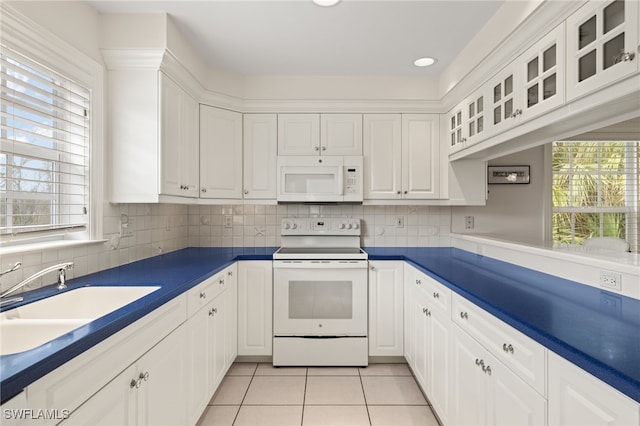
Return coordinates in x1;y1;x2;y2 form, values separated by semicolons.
450;145;546;245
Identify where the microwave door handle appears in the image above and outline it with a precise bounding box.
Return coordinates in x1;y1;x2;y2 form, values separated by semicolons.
337;167;344;196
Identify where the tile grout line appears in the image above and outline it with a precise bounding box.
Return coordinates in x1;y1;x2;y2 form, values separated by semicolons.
231;362;258;426
359;366;373;426
300;368;309;426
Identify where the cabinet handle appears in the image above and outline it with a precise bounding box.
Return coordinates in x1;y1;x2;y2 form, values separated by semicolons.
140;372;149;382
321;146;326;151
461;137;467;143
130;379;138;389
244;190;249;195
475;358;484;367
209;308;216;316
219;278;225;285
614;51;636;63
415;279;421;285
199;292;206;299
315;146;320;151
404;190;408;194
201;188;207;193
397;191;401;195
502;343;514;354
425;309;431;317
460;311;469;320
228;271;233;276
482;364;492;375
433;292;440;299
422;307;428;314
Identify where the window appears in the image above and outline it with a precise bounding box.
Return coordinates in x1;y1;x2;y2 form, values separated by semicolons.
552;141;639;252
0;46;90;240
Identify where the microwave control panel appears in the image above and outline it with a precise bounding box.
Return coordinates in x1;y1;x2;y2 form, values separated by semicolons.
345;167;359;194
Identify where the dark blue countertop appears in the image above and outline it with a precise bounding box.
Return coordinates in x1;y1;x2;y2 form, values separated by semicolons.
366;247;640;403
0;247;277;403
1;246;639;405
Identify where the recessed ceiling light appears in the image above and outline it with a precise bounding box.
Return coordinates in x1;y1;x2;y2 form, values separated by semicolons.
313;0;342;7
414;57;437;67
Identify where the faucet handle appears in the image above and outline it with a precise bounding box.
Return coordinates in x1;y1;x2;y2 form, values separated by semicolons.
0;262;22;277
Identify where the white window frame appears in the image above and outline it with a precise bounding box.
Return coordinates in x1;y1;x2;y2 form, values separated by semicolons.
0;3;103;249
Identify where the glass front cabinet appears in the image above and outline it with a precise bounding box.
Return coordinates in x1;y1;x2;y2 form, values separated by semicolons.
566;0;639;101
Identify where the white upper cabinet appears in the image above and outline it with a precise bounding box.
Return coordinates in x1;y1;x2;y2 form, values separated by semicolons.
277;114;321;155
364;114;440;200
320;114;363;155
401;114;440;199
448;87;489;152
363;114;402;199
566;0;639;101
488;63;521;136
518;22;566;121
278;114;362;156
200;105;243;199
160;73;200;198
244;114;278;200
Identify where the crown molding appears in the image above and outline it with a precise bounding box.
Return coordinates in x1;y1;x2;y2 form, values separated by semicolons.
101;49;165;70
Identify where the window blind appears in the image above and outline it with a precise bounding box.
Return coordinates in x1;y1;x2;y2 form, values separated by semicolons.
0;45;90;237
552;140;639;252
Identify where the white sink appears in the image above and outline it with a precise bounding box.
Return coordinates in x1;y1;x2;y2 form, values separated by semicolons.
0;286;160;356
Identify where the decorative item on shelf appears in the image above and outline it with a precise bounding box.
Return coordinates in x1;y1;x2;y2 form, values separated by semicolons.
488;165;530;184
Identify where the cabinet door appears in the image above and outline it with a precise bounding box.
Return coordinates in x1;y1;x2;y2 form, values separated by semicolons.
368;261;404;356
548;351;639;426
210;293;227;393
519;23;565;121
224;265;238;366
243;114;277;199
277;114;320;155
450;325;486;426
566;0;639;101
401;114;440;199
137;325;187;426
160;73;199;198
464;88;489;148
412;284;430;391
485;352;546;426
320;114;363;155
363;114;402;199
186;302;211;425
427;307;452;425
448;105;466;153
62;365;137;426
403;264;417;366
238;261;273;356
488;64;520;136
200;105;243;199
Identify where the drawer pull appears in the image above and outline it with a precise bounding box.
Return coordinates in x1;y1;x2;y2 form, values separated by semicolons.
425;309;431;317
219;279;225;285
482;364;492;375
475;358;484;367
433;292;440;299
199;292;206;299
502;343;514;354
209;308;218;316
228;271;233;276
460;311;469;320
422;307;428;314
416;279;421;285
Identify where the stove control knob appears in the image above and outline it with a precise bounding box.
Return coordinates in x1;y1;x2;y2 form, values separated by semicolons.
291;223;298;229
284;223;291;230
339;224;346;229
353;223;359;230
347;224;353;229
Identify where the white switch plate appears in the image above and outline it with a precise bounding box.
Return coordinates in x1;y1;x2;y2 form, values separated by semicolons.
223;215;233;228
600;270;622;291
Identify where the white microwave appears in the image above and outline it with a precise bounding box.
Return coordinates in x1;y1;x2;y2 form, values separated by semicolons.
276;156;363;203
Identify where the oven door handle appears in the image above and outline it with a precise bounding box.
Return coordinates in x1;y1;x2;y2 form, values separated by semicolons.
273;260;368;269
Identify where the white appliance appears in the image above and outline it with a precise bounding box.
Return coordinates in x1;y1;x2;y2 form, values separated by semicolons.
276;156;363;203
272;217;368;366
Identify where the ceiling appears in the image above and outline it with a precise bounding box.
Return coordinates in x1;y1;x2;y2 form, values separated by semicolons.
88;0;504;77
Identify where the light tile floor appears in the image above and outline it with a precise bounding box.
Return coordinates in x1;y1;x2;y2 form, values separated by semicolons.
197;363;440;426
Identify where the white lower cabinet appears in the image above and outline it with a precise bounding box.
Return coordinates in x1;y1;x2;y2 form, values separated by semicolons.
368;261;403;356
451;324;546;426
404;264;453;425
63;325;187;426
237;261;273;356
548;351;639;426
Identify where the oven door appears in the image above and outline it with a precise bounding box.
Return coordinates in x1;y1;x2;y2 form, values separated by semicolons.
273;260;368;337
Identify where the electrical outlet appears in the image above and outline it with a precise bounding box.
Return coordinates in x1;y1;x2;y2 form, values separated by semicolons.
395;216;404;228
223;215;233;229
600;270;622;291
464;216;474;230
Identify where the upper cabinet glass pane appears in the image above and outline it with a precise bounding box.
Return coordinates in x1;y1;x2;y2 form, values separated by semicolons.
504;75;513;96
543;45;557;72
603;33;625;69
604;0;625;34
528;57;539;82
579;49;597;81
477;97;483;114
579;16;597;49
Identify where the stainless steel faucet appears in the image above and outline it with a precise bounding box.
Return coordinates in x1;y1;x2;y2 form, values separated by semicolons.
0;262;74;307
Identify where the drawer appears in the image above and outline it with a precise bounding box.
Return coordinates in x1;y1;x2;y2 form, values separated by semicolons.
417;272;450;314
452;293;546;396
187;272;226;317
